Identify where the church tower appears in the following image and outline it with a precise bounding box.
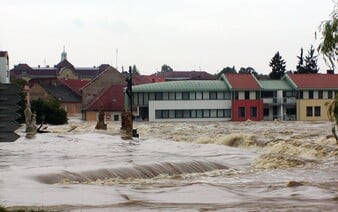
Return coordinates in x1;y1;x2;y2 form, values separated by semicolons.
61;46;67;61
0;51;9;83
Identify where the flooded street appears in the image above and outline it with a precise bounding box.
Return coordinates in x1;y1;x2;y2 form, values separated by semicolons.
0;119;337;211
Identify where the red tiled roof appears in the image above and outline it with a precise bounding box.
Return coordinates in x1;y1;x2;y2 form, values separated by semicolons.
287;73;338;89
60;79;89;93
224;74;261;90
83;85;125;111
132;75;165;85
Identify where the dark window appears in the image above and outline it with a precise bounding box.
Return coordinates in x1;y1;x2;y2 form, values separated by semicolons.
264;108;269;116
203;109;210;118
162;110;169;118
210;109;217;118
262;91;274;98
156;110;162;118
196;110;203;118
175;110;183;118
114;115;119;121
182;92;190;100
234;91;239;100
250;107;257;117
309;91;314;99
306;106;313;117
162;92;169;100
299;91;303;99
183;110;190;118
328;91;333;99
225;109;231;118
318;91;323;99
238;107;245;117
245;91;250;100
155;92;162;100
217;109;224;117
314;106;321;117
209;92;217;100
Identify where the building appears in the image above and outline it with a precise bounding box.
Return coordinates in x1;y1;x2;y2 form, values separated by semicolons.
0;51;9;83
153;71;216;81
285;73;338;121
260;79;296;121
222;74;263;121
131;80;232;122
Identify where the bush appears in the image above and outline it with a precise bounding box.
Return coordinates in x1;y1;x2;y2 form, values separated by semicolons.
31;99;68;125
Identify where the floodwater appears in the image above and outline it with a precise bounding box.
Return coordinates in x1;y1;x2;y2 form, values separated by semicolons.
0;118;337;211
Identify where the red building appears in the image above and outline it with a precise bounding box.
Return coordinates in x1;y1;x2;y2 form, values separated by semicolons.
223;74;263;121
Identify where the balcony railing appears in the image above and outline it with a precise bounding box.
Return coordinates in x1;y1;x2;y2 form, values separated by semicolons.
263;97;296;105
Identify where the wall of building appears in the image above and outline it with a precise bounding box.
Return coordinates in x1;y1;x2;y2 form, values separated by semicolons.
148;100;232;122
84;111;121;122
0;54;9;83
30;84;55;101
296;99;332;121
232;100;264;121
82;67;126;107
61;103;82;115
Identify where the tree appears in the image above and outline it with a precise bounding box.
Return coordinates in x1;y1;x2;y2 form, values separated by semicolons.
317;2;337;71
304;45;319;73
325;94;338;144
161;64;173;73
269;51;286;79
217;66;237;78
296;48;306;74
296;46;320;74
132;65;140;75
31;99;67;125
238;67;258;76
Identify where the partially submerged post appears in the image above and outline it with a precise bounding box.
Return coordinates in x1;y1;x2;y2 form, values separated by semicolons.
95;106;107;130
121;66;139;139
24;84;37;138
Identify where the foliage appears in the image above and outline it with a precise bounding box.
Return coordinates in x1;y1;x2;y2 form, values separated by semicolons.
325;94;338;143
12;79;27;123
161;64;173;72
31;99;67;125
217;66;237;78
131;65;140;75
296;46;319;73
269;51;286;79
317;2;338;71
238;67;258;75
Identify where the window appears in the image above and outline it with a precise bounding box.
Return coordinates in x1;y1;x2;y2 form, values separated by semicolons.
182;92;190;100
196;110;203;118
210;109;217;118
191;110;196;118
225;109;231;118
156;110;162;118
143;93;149;105
209;92;217;100
155;92;163;100
217;109;224;117
299;91;303;99
328;91;333;99
169;92;175;100
114;115;119;121
149;93;155;100
163;92;169;100
309;91;314;99
196;92;203;100
245;91;250;100
234;91;239;100
203;109;210;118
183;110;190;118
217;92;224;100
224;92;231;100
306;106;313;117
264;108;269;116
189;92;196;100
175;110;183;118
203;92;209;100
138;93;144;105
169;110;175;118
250;107;257;117
239;107;245;118
318;91;323;99
314;106;321;117
162;110;169;118
176;92;182;100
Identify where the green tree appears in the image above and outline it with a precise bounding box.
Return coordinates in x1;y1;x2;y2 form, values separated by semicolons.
269;51;286;79
217;66;237;78
132;65;140;75
325;94;338;144
31;99;67;125
317;2;337;71
238;67;258;76
296;48;306;74
304;45;320;73
161;64;173;72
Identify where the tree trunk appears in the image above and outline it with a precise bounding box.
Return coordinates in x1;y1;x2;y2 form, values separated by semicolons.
331;124;338;145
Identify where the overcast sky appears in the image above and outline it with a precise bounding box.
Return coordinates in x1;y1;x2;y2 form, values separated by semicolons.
0;0;335;75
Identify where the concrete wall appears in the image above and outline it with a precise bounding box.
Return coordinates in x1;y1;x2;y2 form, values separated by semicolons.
148;100;232;122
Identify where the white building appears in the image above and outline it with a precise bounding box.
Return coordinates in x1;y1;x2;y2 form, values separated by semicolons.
131;80;232;122
0;51;9;83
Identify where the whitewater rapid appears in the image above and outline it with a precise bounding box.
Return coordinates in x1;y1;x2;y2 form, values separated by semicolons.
0;118;337;211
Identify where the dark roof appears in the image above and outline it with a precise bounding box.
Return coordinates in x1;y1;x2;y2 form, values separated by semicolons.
0;51;8;57
286;73;338;89
83;85;125;111
54;59;74;69
223;74;261;90
40;82;82;103
153;71;216;80
60;79;89;94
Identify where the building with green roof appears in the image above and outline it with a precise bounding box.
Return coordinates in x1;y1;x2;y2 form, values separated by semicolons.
131;80;232;122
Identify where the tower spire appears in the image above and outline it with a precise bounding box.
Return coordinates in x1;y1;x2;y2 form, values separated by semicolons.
61;45;67;61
